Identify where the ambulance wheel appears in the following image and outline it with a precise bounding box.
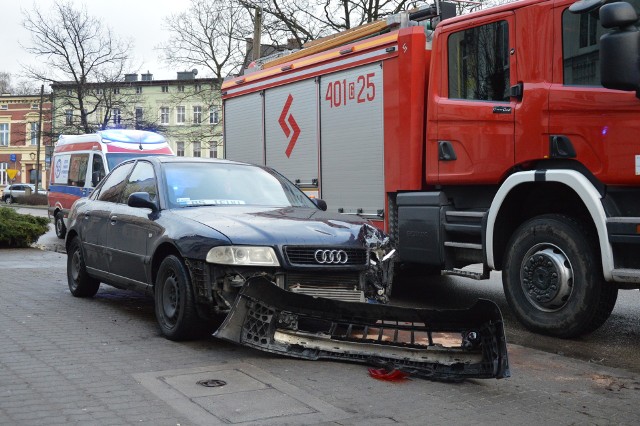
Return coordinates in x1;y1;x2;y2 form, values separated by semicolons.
55;211;67;239
502;214;617;338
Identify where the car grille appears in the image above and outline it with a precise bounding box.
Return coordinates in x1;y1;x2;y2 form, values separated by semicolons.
284;246;367;266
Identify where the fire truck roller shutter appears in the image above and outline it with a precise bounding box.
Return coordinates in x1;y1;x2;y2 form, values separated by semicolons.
225;92;264;165
264;79;318;191
319;62;385;218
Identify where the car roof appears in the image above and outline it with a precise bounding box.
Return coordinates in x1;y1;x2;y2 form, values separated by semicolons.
145;156;255;167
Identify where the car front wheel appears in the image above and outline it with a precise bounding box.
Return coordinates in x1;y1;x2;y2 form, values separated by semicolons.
5;196;13;204
155;255;199;341
55;211;67;239
67;237;100;297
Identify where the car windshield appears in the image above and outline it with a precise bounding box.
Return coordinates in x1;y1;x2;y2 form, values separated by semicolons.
163;162;316;208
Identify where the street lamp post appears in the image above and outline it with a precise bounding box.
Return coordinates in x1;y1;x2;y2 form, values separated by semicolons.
36;85;44;194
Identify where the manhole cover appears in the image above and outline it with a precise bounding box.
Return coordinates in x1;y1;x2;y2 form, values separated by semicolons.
197;379;227;388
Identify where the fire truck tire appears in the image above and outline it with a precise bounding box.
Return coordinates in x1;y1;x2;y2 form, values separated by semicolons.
55;211;67;239
502;214;618;338
154;255;200;341
67;237;100;298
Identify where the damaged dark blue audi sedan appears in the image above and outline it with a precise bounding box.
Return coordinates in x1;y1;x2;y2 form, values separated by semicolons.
66;156;509;381
65;156;393;339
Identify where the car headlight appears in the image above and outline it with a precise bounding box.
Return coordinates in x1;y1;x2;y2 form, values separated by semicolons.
206;246;280;266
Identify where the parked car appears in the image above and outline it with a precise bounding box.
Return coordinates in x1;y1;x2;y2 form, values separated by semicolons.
65;156;392;340
2;184;48;204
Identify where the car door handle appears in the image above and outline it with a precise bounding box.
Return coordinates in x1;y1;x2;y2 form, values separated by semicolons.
83;213;90;220
110;215;118;224
438;141;457;161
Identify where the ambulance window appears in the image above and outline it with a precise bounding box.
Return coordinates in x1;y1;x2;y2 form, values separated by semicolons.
67;154;89;187
91;154;106;186
447;20;510;102
562;0;640;86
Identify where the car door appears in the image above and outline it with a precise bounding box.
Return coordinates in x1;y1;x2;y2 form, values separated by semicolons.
81;161;135;274
107;160;160;284
430;12;517;185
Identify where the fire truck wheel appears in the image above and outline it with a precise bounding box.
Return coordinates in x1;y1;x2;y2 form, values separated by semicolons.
502;214;618;338
67;237;100;298
55;211;67;239
154;255;199;341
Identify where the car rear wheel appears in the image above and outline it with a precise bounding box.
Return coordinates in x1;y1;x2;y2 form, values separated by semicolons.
155;255;199;340
55;211;67;239
67;237;100;297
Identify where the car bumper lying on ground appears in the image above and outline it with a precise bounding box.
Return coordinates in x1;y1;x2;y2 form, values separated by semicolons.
215;277;510;381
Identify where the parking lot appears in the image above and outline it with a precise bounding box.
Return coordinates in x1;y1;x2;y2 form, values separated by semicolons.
1;226;640;424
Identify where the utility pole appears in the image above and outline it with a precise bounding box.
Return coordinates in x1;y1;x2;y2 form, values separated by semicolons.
252;6;262;61
36;84;44;194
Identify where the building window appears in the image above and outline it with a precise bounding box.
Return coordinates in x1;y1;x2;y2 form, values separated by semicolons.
96;88;103;95
135;86;142;94
209;107;219;124
30;122;39;146
176;106;185;124
177;85;185;92
193;141;201;157
113;108;121;125
65;110;73;125
176;142;185;157
194;84;202;92
448;20;510;102
135;107;143;122
0;124;9;146
0;105;7;110
161;85;168;93
193;106;202;124
0;162;8;186
210;143;218;158
160;107;169;125
31;103;39;109
66;88;72;96
113;87;120;94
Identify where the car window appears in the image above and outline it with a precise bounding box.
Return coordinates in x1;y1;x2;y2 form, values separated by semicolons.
121;161;157;203
97;162;135;203
91;153;106;186
163;162;315;208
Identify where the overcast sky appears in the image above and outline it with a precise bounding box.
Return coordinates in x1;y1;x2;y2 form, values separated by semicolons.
1;0;193;83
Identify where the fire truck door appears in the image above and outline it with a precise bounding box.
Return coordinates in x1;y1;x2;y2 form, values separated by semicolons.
434;13;517;185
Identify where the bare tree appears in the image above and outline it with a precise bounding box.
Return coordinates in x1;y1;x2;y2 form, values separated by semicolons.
0;72;12;94
160;0;252;80
22;0;133;134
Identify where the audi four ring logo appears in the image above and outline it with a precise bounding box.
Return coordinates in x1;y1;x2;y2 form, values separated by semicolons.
314;249;349;264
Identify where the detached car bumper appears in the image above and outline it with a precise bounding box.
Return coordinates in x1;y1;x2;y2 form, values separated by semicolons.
215;277;510;381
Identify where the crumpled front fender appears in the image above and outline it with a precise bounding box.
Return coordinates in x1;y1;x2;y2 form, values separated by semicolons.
214;277;510;381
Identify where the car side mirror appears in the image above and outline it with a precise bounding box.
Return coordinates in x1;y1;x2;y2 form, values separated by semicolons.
128;192;158;211
312;198;327;211
92;171;103;187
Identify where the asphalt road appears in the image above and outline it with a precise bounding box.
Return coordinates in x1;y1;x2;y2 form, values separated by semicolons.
18;204;640;375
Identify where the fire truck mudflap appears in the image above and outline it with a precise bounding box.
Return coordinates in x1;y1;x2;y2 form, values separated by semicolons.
215;277;510;381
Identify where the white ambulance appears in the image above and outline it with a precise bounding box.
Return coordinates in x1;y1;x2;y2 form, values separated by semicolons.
48;129;174;238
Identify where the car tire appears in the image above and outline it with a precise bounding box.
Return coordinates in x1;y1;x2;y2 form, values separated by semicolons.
155;255;199;341
67;237;100;298
5;196;13;204
502;214;618;338
55;211;67;239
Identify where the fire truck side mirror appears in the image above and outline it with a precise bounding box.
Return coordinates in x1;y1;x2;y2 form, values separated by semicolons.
599;2;640;96
312;198;327;211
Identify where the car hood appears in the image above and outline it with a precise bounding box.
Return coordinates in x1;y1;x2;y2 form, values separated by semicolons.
170;206;371;247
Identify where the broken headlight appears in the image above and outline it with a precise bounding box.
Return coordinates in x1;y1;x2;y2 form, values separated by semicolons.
206;246;280;266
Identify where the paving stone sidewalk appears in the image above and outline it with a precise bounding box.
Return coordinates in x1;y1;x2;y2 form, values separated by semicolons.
1;248;638;425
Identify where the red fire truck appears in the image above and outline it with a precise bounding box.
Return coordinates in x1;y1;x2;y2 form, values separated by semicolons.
222;0;640;337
